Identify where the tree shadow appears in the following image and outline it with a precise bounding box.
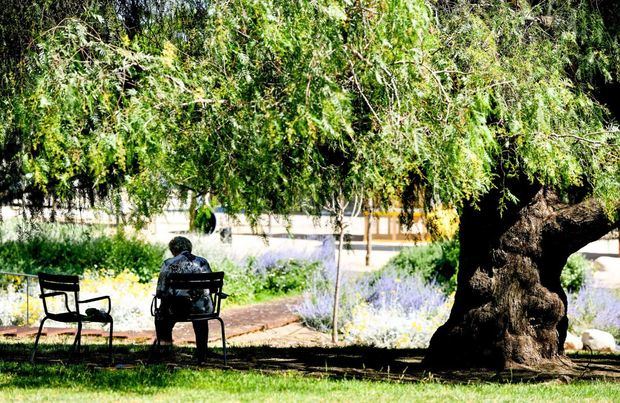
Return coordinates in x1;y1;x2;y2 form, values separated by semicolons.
1;341;618;387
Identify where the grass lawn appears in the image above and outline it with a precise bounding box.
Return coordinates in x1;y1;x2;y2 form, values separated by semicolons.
1;362;619;402
226;290;302;309
1;342;619;402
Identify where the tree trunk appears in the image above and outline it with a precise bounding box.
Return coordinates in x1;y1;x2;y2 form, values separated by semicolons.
365;199;373;267
424;186;618;369
188;191;197;232
332;207;345;344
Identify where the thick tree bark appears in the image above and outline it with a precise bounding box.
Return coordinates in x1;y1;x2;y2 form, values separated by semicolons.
424;186;618;369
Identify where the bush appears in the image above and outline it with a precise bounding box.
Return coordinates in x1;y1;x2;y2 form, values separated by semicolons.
209;257;258;304
253;259;321;294
0;222;165;282
561;254;589;293
193;205;216;234
0;270;155;329
192;239;325;304
385;240;459;292
426;208;459;241
295;263;453;348
568;280;620;340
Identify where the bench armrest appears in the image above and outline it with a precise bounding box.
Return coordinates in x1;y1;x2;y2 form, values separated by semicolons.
40;291;71;312
150;295;160;317
40;291;65;298
78;295;111;314
218;292;229;299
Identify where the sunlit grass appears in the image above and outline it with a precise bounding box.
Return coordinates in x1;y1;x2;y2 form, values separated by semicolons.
1;341;619;402
0;361;618;402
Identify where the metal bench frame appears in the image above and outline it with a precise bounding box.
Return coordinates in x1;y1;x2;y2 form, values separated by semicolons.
151;271;228;364
31;272;113;363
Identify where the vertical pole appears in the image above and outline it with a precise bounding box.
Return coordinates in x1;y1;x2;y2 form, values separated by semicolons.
332;205;345;344
268;214;272;236
365;199;373;267
26;276;30;325
21;194;27;220
189;191;197;232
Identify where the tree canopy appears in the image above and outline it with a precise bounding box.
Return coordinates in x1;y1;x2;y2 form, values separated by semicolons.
1;0;618;223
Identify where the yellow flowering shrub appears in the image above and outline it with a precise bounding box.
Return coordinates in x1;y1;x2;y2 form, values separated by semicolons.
426;208;459;241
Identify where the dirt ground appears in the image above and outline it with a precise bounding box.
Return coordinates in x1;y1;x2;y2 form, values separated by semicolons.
226;322;331;347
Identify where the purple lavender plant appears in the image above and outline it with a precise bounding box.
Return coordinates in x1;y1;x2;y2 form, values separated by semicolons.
295;255;449;332
567;279;620;339
252;235;334;274
367;268;447;313
294;285;335;331
313;235;336;269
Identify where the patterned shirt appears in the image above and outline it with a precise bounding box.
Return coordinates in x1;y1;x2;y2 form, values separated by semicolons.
156;251;212;298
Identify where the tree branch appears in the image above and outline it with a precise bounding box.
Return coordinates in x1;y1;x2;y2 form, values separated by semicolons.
544;197;619;255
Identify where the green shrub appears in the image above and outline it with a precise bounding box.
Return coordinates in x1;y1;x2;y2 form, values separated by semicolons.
426;208;459;241
561;254;590;293
385;240;459;292
386;242;590;294
209;257;257;304
208;256;320;304
254;259;321;294
0;220;322;304
193;205;216;234
0;222;165;282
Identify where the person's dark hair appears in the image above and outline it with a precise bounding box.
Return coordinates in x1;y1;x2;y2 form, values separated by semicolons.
169;236;192;256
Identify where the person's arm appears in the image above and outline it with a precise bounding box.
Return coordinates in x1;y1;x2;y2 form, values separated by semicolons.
155;261;168;297
198;257;212;273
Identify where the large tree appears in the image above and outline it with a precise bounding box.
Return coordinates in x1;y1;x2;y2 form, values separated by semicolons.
422;0;620;369
1;0;619;368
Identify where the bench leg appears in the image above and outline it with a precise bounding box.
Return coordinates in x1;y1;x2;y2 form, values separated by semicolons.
216;317;227;365
148;337;158;362
148;333;163;363
108;319;114;364
71;321;82;355
30;317;47;363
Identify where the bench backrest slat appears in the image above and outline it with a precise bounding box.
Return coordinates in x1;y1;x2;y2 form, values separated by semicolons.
167;272;224;293
38;272;79;283
38;272;80;292
39;279;79;292
37;272;81;315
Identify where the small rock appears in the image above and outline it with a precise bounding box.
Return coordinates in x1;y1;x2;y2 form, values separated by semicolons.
581;329;616;352
564;332;583;351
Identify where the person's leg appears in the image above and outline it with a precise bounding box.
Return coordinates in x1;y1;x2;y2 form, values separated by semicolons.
155;298;175;345
192;320;209;361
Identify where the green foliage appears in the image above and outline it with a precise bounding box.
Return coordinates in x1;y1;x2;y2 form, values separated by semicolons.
208;256;321;304
385;241;460;292
0;222;165;282
0;220;318;302
426;208;459;241
1;0;618;230
254;260;321;295
192;205;216;234
561;253;590;293
208;257;258;304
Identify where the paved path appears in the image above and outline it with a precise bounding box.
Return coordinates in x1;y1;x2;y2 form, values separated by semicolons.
0;296;302;345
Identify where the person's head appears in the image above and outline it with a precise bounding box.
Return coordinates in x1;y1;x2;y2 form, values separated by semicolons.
168;236;192;256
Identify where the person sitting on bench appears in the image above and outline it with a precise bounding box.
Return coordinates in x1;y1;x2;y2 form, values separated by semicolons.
155;236;213;360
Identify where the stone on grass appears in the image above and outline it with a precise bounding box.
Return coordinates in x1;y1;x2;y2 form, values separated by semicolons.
581;329;616;352
564;332;583;351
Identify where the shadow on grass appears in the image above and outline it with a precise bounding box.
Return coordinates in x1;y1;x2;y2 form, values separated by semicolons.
1;341;619;390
